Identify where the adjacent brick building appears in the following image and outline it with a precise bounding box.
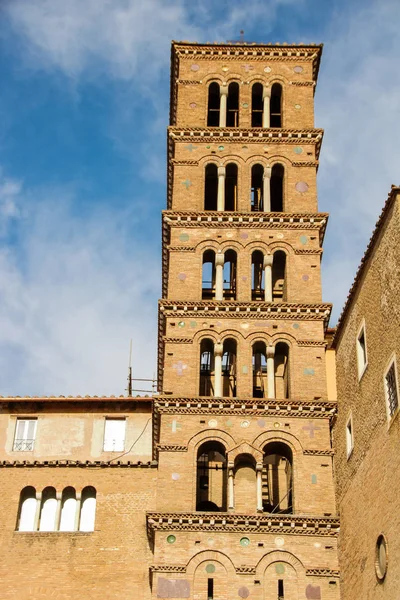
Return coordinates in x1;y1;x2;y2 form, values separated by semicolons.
0;41;342;599
332;187;400;599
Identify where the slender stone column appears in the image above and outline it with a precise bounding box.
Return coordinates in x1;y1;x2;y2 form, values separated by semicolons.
33;491;42;531
263;254;273;302
263;166;272;212
262;87;271;128
217;166;226;211
215;252;225;301
74;492;82;531
219;85;228;127
267;344;276;399
214;341;223;397
54;491;62;531
228;463;235;511
256;464;263;512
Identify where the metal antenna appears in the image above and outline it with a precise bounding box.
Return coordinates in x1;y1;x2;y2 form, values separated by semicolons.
240;30;245;42
127;339;133;397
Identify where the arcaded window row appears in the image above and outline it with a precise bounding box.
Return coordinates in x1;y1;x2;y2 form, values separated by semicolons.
199;338;290;399
202;248;286;302
17;486;96;532
204;163;284;212
207;81;282;128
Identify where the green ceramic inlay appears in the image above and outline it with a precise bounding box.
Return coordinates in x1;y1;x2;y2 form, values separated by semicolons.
275;563;286;575
311;474;318;484
240;537;250;547
304;367;315;376
205;564;216;573
178;321;185;328
293;323;300;329
242;365;248;374
294;146;303;154
179;233;189;242
167;535;176;544
242;102;249;108
190;321;197;328
218;145;225;151
299;235;308;245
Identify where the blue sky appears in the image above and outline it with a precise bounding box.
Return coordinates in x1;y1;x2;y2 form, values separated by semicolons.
0;0;399;395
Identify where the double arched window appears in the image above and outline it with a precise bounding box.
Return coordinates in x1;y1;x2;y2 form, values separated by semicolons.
251;82;283;128
204;163;238;211
199;338;237;398
207;82;240;127
16;485;96;532
251;250;287;302
252;341;290;399
202;250;237;301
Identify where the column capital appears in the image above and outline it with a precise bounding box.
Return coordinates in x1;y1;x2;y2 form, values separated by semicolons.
263;166;272;179
267;344;275;358
263;254;273;268
215;252;225;267
214;341;223;356
220;85;229;96
218;166;226;177
256;463;263;472
263;87;271;99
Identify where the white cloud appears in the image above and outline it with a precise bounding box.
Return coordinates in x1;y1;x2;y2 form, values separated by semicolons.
316;0;400;321
0;171;22;235
0;180;160;396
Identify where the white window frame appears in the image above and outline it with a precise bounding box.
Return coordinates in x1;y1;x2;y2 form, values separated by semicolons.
103;418;126;452
356;320;368;380
384;353;399;424
345;412;354;459
13;418;37;452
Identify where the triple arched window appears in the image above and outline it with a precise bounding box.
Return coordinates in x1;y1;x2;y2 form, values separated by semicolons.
16;485;96;532
195;440;293;514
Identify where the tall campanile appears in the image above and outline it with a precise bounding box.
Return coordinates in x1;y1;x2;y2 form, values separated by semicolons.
148;41;340;600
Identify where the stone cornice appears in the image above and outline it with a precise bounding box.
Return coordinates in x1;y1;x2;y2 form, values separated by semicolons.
0;460;157;468
306;568;340;577
159;300;332;322
146;511;339;538
0;396;153;405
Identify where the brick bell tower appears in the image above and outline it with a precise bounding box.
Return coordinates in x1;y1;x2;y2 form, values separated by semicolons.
148;41;340;600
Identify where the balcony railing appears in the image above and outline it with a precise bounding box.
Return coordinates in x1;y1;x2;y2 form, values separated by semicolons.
13;439;35;451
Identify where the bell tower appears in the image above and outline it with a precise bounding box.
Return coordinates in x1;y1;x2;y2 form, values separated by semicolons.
148;41;340;600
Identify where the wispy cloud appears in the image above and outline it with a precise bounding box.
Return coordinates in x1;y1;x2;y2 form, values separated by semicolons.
317;0;400;318
0;176;159;395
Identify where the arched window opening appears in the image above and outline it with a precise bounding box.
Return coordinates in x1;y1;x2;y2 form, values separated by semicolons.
251;164;264;211
17;486;37;532
196;441;227;512
275;342;290;399
222;338;237;397
223;250;237;300
39;486;57;532
227;82;239;127
271;164;284;212
207;82;220;127
225;163;237;211
79;486;96;532
204;164;218;211
59;487;77;532
200;339;214;397
270;83;282;128
252;341;268;398
234;454;257;513
251;83;263;127
251;251;265;300
202;250;216;300
263;442;293;513
272;251;287;301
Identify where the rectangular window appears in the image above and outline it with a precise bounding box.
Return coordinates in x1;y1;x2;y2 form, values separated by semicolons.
384;356;399;420
346;413;354;458
278;579;284;599
207;578;214;600
103;418;126;452
356;322;368;379
13;418;37;451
